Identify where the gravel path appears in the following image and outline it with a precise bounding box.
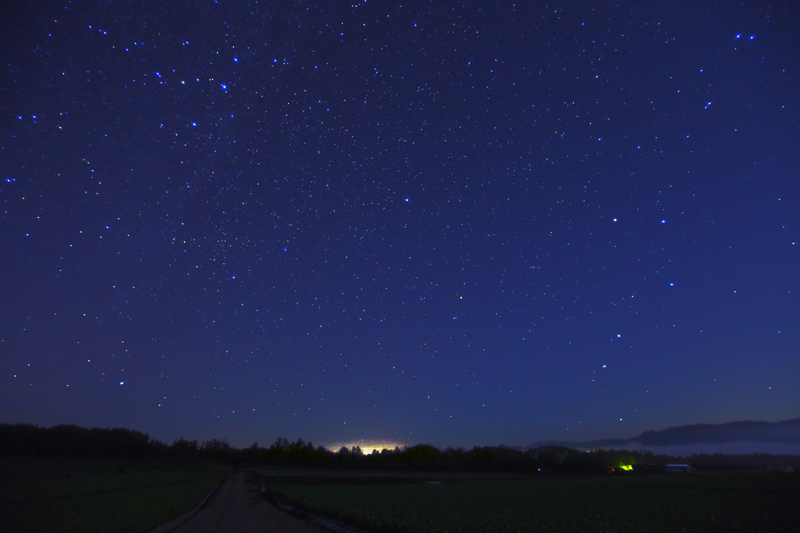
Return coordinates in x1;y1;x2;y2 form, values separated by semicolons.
167;470;327;533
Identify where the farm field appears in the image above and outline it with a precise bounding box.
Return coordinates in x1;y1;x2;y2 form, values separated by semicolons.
264;469;800;533
0;457;230;533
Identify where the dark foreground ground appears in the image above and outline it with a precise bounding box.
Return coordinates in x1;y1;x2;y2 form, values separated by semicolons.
3;457;798;532
262;468;800;533
0;457;226;532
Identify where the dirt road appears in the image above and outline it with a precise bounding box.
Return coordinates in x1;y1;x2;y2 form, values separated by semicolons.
167;470;326;533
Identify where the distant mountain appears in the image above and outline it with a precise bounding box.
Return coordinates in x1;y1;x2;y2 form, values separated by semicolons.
525;418;800;450
633;419;800;446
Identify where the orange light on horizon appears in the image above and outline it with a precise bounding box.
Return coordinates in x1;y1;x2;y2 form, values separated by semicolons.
327;439;406;455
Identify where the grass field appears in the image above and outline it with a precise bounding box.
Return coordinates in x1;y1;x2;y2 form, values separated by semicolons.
264;470;800;533
0;457;230;533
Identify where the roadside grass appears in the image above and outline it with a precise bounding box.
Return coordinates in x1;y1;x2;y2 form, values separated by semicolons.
266;471;800;533
0;457;230;533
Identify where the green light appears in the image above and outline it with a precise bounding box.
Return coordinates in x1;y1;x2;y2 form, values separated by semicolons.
620;464;633;471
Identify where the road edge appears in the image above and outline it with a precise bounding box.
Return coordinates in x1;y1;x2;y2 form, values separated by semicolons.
148;473;229;533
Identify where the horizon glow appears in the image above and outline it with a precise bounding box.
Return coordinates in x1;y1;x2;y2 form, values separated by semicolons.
327;439;407;455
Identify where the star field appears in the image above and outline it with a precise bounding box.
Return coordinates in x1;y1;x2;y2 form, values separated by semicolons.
1;1;798;448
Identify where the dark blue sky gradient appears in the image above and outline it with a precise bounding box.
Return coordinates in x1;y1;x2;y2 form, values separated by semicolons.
1;1;798;449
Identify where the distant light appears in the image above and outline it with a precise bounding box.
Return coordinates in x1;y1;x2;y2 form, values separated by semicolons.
661;219;666;224
233;57;238;62
404;198;409;202
735;34;741;39
327;439;406;454
749;35;755;40
119;381;124;385
616;334;621;338
221;83;228;90
602;364;607;368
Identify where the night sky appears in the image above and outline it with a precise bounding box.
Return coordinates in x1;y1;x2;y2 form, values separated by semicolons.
2;1;798;451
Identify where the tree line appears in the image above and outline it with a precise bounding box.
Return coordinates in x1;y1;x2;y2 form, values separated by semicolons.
0;423;229;461
245;438;800;472
2;423;798;472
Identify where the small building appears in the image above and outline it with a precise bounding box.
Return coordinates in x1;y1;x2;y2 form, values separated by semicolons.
665;464;696;474
766;465;794;473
